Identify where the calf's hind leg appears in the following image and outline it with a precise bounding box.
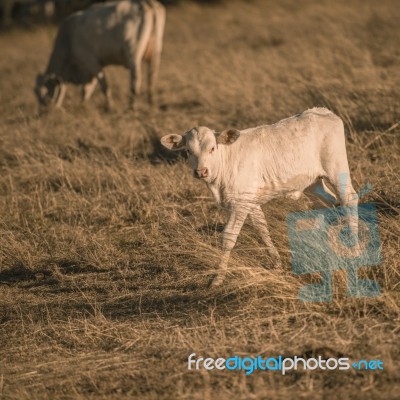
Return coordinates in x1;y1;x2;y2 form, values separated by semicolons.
328;172;359;241
304;177;338;208
249;206;281;268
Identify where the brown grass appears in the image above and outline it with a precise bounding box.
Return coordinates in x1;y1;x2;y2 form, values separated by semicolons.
0;0;400;398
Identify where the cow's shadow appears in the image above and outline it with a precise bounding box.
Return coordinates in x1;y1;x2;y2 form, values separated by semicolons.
0;259;257;321
100;279;258;320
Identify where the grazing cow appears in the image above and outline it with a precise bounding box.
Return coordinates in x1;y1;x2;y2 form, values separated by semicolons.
34;0;165;110
161;108;359;287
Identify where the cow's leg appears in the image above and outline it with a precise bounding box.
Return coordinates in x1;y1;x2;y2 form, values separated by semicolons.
129;63;141;111
210;208;248;288
128;5;154;110
146;56;157;105
81;77;98;102
147;5;165;105
304;177;338;208
54;83;67;108
97;71;113;110
249;206;281;268
146;44;161;106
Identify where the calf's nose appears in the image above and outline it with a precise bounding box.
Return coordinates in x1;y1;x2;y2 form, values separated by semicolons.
195;168;209;178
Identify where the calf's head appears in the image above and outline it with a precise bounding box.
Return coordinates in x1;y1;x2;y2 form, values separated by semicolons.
34;73;62;108
160;126;240;182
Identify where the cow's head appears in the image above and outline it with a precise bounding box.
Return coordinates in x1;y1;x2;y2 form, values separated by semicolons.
160;126;240;182
34;73;62;109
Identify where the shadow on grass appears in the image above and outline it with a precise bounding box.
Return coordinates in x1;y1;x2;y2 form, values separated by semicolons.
0;257;258;321
0;262;43;283
158;99;203;112
100;285;252;320
196;223;225;235
1;281;253;323
144;124;184;165
0;259;109;284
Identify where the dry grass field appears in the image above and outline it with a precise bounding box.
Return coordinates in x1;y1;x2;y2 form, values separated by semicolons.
1;0;400;398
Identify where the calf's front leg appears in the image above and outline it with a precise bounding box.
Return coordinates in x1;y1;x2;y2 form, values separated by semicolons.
210;208;248;288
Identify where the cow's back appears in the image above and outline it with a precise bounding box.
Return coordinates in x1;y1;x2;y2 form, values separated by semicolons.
46;1;147;82
69;1;143;67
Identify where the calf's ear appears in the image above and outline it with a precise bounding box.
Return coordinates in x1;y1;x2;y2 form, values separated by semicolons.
216;128;240;145
160;134;186;151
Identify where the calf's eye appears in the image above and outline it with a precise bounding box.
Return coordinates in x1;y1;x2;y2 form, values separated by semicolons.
210;147;215;153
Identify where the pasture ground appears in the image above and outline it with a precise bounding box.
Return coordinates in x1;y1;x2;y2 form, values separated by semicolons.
0;0;399;398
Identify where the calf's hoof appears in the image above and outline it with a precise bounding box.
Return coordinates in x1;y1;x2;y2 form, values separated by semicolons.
274;258;283;270
208;273;225;289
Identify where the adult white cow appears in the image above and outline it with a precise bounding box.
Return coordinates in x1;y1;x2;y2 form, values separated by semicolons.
161;108;359;287
34;0;165;110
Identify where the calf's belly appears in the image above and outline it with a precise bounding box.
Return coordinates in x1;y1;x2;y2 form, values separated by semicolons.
255;173;320;203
